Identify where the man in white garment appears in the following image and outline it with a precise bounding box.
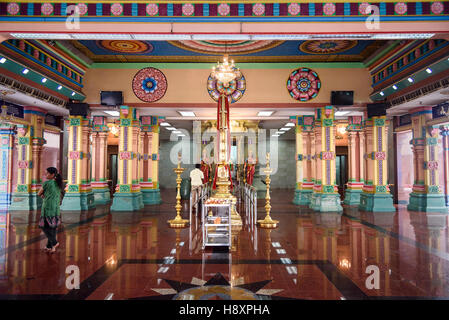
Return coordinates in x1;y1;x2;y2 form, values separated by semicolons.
190;164;204;209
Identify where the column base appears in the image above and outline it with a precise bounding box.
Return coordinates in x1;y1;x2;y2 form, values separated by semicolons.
93;188;111;205
359;192;395;212
142;189;162;205
293;189;313;206
111;192;144;211
407;192;448;213
61;192;96;211
9;193;42;211
343;189;362;206
309;193;343;212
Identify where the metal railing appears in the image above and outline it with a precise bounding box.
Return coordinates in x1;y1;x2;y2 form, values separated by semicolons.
241;182;257;227
189;182;211;224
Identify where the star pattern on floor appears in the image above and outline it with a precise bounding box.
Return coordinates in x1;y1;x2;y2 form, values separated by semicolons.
130;273;292;300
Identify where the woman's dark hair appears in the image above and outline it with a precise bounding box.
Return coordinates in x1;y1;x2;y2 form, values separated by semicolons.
47;167;63;191
195;163;201;169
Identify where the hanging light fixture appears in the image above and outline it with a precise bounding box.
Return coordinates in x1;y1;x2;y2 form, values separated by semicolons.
211;42;240;87
0;90;15;125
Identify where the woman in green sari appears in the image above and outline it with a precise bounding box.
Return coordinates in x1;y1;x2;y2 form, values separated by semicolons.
38;167;63;253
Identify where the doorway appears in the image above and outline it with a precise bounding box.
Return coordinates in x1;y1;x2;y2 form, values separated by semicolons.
107;145;118;197
335;146;348;200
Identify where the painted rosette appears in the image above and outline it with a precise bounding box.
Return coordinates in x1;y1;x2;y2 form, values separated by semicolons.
132;67;168;103
146;3;159;16
182;3;194;16
431;1;444;14
207;69;246;104
288;3;301;16
358;2;371;15
394;2;407;15
41;3;54;15
252;3;265;16
287;68;321;102
111;3;123;16
217;3;230;16
6;3;20;15
323;3;336;15
77;3;88;15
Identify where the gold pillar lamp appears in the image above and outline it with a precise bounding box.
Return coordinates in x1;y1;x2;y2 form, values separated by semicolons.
257;153;279;229
168;152;189;228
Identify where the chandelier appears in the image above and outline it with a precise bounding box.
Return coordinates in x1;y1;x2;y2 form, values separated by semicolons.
0;90;14;125
211;54;240;87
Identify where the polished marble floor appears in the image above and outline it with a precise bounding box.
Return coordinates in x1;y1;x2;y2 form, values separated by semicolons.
0;189;448;300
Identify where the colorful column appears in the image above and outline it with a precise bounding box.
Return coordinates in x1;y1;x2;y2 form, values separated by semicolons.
292;115;314;205
111;106;143;211
359;116;395;212
0;124;15;209
60;115;95;211
407;107;447;212
343;116;365;205
139;116;163;205
309;106;342;212
91;116;111;205
440;125;449;206
10;107;46;211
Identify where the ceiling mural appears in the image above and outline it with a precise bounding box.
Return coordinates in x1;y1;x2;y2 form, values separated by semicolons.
71;39;384;63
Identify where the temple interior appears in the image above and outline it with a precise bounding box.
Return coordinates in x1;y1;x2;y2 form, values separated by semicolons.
0;0;449;301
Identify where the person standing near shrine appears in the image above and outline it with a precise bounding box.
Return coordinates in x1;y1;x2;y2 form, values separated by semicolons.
37;167;63;253
190;163;204;207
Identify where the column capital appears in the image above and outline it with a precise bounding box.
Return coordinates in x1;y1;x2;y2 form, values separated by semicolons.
409;107;433;117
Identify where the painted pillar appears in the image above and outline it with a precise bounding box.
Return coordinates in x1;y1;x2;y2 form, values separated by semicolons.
309;106;343;212
10;107;46;211
91;116;111;205
139;116;162;205
407;107;447;212
344;116;365;205
60;116;95;211
292;115;314;205
359;116;395;212
0;124;15;209
439;125;449;206
111;106;143;211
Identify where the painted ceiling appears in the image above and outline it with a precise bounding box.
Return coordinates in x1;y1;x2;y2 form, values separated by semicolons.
71;39;386;63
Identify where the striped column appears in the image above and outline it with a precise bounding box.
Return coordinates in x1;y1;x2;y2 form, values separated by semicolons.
91;116;110;205
309;106;342;212
139;116;162;205
111;106;143;211
359;116;395;212
60;116;95;211
343;116;365;205
10;107;46;211
440;126;449;206
407;107;447;212
0;124;15;209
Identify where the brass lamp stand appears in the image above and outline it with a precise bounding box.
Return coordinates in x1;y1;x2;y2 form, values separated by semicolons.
168;153;189;228
257;153;279;229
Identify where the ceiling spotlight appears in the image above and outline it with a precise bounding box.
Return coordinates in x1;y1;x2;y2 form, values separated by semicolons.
285;122;295;127
57;85;62;90
426;68;432;74
0;57;6;64
280;127;291;131
173;130;181;134
276;131;285;135
160;122;171;126
177;134;186;137
392;85;397;90
103;110;120;117
178;111;196;117
335;111;350;116
22;68;29;74
41;78;47;83
258;111;274;117
408;77;414;82
380;91;384;96
166;127;176;131
71;92;76;96
272;134;280;137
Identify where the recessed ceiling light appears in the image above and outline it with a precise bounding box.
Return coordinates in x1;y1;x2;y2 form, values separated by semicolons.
41;78;47;83
276;131;285;135
0;57;6;64
280;127;291;131
380;91;384;96
258;111;274;117
22;68;29;74
426;68;432;74
408;77;414;82
103;110;120;117
177;134;186;137
285;122;295;127
178;111;196;117
272;134;280;137
160;122;171;126
57;85;62;90
335;111;350;116
166;127;176;131
71;92;76;96
173;130;181;134
392;85;397;90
